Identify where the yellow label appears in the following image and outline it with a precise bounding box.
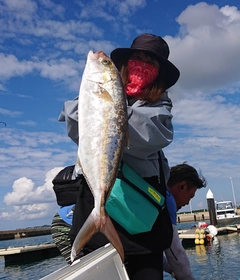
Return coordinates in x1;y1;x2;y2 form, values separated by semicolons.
148;187;161;203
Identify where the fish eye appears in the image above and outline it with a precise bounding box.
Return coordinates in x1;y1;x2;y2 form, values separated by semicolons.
102;58;111;65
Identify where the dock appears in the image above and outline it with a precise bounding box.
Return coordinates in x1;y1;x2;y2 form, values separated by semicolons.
0;243;60;264
177;212;210;223
178;228;207;246
217;224;240;234
0;227;51;241
178;224;240;247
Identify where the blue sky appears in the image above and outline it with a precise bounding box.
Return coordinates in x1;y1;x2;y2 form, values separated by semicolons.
1;0;240;230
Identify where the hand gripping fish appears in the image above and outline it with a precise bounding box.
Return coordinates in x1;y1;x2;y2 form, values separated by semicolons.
71;50;128;263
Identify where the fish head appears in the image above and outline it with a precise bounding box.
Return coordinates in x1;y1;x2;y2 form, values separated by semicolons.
83;50;123;98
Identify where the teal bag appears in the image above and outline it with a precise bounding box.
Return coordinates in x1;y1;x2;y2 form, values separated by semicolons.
105;163;165;235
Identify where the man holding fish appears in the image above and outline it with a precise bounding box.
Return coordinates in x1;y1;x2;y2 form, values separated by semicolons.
55;33;180;279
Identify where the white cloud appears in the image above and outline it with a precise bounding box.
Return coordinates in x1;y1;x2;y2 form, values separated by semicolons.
1;203;57;221
0;107;22;117
17;120;37;126
0;54;84;88
1;0;37;20
0;84;7;91
0;12;103;41
4;177;35;205
87;40;118;55
76;0;146;23
166;2;240;92
0;128;76;190
33;20;103;40
221;5;240;22
159;2;240;210
118;0;146;16
37;58;82;80
163;3;240;158
4;167;62;205
171;94;240;135
0;165;77;225
0;0;146;87
39;0;65;18
0;54;34;80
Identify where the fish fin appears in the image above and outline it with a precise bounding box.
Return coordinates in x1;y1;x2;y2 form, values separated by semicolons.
71;209;99;262
96;86;114;102
75;158;82;174
101;214;125;262
76;154;84;173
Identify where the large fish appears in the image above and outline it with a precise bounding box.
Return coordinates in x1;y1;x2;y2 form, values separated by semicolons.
71;50;128;263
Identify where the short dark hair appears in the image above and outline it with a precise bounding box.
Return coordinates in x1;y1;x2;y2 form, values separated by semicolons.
167;163;207;189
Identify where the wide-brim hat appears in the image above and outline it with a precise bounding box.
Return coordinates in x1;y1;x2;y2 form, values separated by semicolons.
110;33;180;89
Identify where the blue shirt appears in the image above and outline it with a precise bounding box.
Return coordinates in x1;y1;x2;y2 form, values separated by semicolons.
166;187;177;225
58;204;75;225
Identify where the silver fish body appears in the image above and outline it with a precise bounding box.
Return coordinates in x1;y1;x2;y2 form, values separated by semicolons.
71;50;127;262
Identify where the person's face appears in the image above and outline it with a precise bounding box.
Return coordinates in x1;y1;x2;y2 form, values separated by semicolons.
129;51;160;70
174;182;197;211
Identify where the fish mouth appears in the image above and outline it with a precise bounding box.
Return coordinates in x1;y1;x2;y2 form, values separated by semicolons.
88;50;109;60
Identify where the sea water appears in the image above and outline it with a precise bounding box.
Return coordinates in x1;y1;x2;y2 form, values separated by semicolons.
0;235;66;280
0;224;240;280
164;222;240;280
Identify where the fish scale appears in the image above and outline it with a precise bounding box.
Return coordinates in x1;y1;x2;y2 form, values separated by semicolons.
71;50;128;263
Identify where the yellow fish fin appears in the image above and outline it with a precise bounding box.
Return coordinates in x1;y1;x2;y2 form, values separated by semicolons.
96;86;114;102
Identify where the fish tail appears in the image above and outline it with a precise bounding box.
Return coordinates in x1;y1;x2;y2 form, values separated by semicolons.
101;214;125;262
71;208;125;263
71;208;98;263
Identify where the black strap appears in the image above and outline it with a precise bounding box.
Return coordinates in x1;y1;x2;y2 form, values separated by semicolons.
158;151;166;198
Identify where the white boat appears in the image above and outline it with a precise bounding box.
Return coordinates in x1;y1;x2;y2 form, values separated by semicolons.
40;243;129;280
216;201;240;227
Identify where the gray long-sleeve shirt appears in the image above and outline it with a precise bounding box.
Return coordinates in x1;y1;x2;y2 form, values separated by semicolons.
163;225;195;280
58;91;173;182
163;188;195;279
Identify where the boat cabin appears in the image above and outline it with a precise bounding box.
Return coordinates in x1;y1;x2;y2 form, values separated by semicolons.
215;201;236;218
215;200;240;226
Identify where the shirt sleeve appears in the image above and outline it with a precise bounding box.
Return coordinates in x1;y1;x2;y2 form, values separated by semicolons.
166;188;177;225
164;225;195;280
58;92;173;157
124;92;173;158
58;97;79;145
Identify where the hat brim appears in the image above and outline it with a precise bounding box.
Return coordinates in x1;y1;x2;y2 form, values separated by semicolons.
111;48;180;89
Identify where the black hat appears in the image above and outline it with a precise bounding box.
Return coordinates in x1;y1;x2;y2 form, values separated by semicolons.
110;33;180;89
